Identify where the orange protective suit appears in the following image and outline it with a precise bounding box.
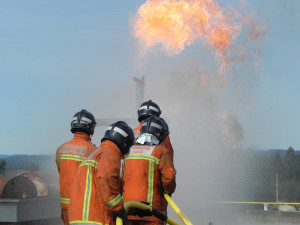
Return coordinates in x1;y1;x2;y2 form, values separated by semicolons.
56;132;97;225
133;122;174;161
122;144;176;223
68;140;125;225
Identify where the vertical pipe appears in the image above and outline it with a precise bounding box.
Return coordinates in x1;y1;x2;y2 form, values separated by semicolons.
133;76;145;111
276;172;278;202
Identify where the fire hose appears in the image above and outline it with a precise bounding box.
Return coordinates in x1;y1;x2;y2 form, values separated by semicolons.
116;201;181;225
163;193;193;225
116;194;193;225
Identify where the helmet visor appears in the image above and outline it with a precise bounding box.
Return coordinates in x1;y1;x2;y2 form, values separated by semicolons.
135;133;159;145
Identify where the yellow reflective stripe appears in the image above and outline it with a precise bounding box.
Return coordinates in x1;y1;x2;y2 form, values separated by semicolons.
126;154;159;164
60;198;70;204
147;161;154;205
122;159;126;178
56;154;85;162
210;201;300;205
80;160;98;168
106;194;122;207
83;166;92;220
70;221;106;225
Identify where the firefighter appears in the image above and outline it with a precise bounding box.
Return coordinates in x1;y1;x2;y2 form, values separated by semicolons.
134;100;174;161
56;109;97;225
68;121;135;225
123;116;176;225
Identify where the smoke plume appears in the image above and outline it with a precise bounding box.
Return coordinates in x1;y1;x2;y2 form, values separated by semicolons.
130;0;267;223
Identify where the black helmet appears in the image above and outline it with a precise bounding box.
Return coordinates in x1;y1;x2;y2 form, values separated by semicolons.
71;109;96;135
137;100;161;122
159;117;169;134
140;116;169;143
101;121;134;155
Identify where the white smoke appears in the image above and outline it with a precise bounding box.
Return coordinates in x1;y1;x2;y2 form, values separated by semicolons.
137;60;245;223
128;2;269;222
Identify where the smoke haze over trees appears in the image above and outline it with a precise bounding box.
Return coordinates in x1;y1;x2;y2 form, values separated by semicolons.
0;160;6;174
2;148;300;203
218;147;300;203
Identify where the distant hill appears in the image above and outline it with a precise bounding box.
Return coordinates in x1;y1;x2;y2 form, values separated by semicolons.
2;154;56;173
0;154;18;159
246;149;300;158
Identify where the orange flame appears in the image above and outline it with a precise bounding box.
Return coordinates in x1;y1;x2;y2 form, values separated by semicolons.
133;0;241;74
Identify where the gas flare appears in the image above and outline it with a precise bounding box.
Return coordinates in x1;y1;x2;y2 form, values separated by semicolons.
132;0;241;74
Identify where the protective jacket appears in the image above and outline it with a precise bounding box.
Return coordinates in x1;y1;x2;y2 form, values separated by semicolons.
122;144;176;222
133;122;174;161
68;140;125;225
56;132;96;209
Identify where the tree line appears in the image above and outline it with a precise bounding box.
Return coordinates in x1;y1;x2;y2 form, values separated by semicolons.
0;160;39;174
223;147;300;203
1;147;300;203
0;160;6;174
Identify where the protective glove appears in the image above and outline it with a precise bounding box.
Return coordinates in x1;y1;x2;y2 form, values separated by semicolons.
112;208;127;225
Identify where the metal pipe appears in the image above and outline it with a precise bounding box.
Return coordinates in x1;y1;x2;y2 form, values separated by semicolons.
276;172;279;202
133;76;145;111
0;170;48;198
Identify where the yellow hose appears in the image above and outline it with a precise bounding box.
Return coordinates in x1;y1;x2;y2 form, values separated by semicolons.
124;201;150;211
164;193;193;225
116;201;181;225
116;217;122;225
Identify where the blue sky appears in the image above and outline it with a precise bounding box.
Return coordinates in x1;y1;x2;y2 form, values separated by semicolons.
0;0;299;155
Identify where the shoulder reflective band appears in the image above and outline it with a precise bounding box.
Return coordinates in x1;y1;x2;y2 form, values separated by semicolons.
106;194;122;207
126;155;159;164
56;154;85;162
80;160;98;168
86;149;101;160
130;145;155;155
60;198;70;204
58;145;88;155
70;220;105;225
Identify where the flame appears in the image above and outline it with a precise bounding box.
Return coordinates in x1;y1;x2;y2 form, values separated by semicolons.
133;0;241;74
